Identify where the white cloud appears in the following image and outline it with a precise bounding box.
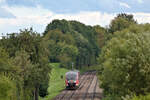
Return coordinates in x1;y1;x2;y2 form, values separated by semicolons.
119;2;131;8
0;5;115;33
0;5;150;34
137;0;143;4
133;12;150;24
50;12;115;26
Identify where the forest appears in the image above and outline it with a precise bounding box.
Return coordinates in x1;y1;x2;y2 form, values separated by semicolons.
0;13;150;100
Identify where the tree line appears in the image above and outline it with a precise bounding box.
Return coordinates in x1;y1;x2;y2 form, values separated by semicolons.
43;20;103;68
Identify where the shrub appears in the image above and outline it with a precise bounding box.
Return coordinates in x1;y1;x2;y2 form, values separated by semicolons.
131;94;150;100
123;94;150;100
0;75;16;100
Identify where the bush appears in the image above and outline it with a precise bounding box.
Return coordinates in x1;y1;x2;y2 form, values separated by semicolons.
0;75;16;100
102;94;121;100
123;94;150;100
130;94;150;100
39;80;49;97
99;30;150;98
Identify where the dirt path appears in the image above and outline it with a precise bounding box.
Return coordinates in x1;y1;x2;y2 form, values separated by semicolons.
53;71;103;100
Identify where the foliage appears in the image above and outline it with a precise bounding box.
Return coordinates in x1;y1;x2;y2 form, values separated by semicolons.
13;50;34;100
43;19;100;69
128;94;150;100
44;19;72;34
0;47;17;100
109;13;137;33
43;29;78;67
93;25;107;48
115;24;150;34
99;24;150;99
40;63;69;100
102;94;121;100
80;65;100;74
0;28;51;100
0;75;16;100
0;48;10;71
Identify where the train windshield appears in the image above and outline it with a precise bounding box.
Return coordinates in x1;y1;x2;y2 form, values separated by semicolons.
66;72;77;80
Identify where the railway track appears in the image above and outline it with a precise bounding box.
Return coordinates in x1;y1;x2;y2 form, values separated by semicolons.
54;72;89;100
53;71;102;100
66;72;89;100
82;71;96;100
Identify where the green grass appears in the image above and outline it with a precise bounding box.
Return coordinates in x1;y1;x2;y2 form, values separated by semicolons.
40;63;69;100
129;94;150;100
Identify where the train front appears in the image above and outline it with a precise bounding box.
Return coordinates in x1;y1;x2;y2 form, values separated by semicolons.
65;71;79;89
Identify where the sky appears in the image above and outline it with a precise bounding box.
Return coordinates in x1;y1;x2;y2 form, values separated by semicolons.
0;0;150;34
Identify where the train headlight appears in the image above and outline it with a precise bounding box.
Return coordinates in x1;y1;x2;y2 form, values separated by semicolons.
76;83;79;86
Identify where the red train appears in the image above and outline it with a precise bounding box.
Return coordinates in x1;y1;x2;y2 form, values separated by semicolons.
65;70;80;89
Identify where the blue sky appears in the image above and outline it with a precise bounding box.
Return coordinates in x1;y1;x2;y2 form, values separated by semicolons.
4;0;150;13
0;0;150;34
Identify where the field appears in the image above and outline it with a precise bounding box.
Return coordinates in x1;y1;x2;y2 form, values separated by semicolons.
40;63;69;100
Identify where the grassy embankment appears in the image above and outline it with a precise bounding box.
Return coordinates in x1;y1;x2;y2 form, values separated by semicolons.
40;63;69;100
